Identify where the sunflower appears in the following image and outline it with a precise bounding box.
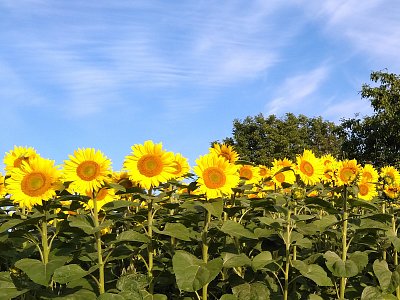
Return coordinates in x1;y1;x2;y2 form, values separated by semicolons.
209;143;239;163
171;153;190;180
4;146;39;172
357;181;378;201
335;159;360;186
6;157;61;209
85;187;116;210
320;154;337;184
359;164;379;184
384;184;400;199
238;164;261;185
63;148;112;194
193;153;239;199
0;173;6;196
295;150;324;185
123;140;176;190
380;166;400;186
271;158;296;188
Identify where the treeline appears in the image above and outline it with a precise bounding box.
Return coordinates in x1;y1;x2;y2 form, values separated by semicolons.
219;70;400;168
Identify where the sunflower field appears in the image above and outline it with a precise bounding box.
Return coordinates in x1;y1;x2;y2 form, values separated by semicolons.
1;142;400;300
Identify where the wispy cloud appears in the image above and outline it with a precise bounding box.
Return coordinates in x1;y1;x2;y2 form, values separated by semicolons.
0;0;297;117
322;98;374;123
265;65;329;115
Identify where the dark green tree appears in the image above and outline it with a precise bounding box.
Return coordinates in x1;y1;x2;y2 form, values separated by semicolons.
339;70;400;168
219;113;342;165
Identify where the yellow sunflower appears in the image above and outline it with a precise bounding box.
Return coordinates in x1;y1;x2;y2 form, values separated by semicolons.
271;158;296;188
6;157;61;209
320;154;337;184
63;148;112;194
359;164;379;184
171;153;190;180
84;187;116;210
0;173;6;196
4;146;39;172
357;181;378;201
335;159;360;186
380;166;400;186
193;153;240;199
112;171;139;189
238;164;261;185
295;150;324;185
384;184;400;199
209;143;239;163
123;140;176;190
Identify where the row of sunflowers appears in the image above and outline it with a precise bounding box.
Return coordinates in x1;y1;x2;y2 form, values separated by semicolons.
1;141;400;299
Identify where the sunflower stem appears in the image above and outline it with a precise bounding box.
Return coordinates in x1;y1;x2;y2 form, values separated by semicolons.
382;202;387;261
92;194;105;295
202;208;211;300
147;189;154;293
40;216;49;266
339;185;348;300
283;208;292;300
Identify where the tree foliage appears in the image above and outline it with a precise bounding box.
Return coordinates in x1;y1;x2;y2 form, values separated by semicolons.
339;70;400;168
221;113;342;165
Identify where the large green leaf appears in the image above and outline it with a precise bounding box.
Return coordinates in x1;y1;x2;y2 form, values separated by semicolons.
251;251;273;271
152;223;192;241
53;264;88;284
348;251;369;273
373;260;400;293
116;230;150;244
292;260;332;286
324;251;359;278
0;219;25;233
220;220;257;239
68;215;95;235
220;295;238;300
361;286;397;300
15;256;68;286
232;282;270;300
172;250;222;292
52;289;97;300
98;293;126;300
0;272;29;299
201;198;224;218
222;253;251;268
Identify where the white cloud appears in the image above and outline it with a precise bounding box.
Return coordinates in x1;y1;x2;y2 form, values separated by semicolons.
265;66;329;115
322;98;374;123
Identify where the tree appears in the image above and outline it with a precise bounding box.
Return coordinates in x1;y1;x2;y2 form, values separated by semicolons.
339;70;400;168
219;113;342;165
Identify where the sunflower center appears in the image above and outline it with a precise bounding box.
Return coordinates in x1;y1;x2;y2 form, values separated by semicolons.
259;168;267;177
77;161;100;181
203;167;226;189
359;184;369;196
275;172;285;183
340;167;356;183
300;161;314;177
21;172;50;197
240;167;253;180
96;188;108;200
220;152;231;161
173;162;182;175
137;154;163;177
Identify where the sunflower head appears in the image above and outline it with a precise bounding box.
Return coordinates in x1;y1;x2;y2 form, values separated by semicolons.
296;149;324;185
123;140;176;190
357;182;378;201
384;184;400;199
0;173;6;197
271;158;296;188
63;148;112;194
6;156;61;209
171;153;191;180
359;164;379;184
4;146;39;173
209;143;239;163
335;159;360;186
238;164;261;185
193;153;239;199
380;166;400;186
85;187;116;210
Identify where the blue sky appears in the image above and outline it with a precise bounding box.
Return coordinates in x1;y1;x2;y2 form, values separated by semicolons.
1;0;399;170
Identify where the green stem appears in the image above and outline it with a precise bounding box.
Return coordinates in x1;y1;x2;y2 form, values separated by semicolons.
202;209;211;300
383;202;387;261
391;206;400;299
147;189;154;293
41;218;49;265
283;209;292;300
92;195;105;294
339;186;348;300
